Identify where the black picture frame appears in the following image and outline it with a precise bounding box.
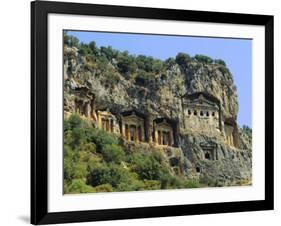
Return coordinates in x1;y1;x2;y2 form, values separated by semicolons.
31;0;274;224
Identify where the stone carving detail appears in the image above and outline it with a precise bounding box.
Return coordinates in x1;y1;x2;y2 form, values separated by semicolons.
153;118;177;147
97;110;115;133
183;92;221;134
121;111;145;142
200;141;218;160
63;44;252;186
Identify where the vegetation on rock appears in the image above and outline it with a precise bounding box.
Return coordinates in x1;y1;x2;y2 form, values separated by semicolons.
63;115;200;193
63;32;252;192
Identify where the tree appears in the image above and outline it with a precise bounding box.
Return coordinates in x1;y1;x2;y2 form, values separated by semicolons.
100;46;118;61
64;114;83;131
152;59;163;74
164;57;176;69
89;41;98;55
194;54;213;64
117;53;136;75
214;59;226;66
68;35;80;47
175;52;191;68
63;31;70;45
101;144;125;163
136;55;153;72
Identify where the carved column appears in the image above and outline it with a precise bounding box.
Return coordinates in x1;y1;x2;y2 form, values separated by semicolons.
128;125;131;141
170;130;174;146
155;128;158;145
85;102;91;118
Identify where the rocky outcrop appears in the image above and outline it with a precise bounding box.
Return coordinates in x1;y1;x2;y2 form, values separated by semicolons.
63;45;252;187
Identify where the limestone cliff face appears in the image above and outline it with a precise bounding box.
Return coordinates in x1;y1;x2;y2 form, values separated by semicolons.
64;46;252;186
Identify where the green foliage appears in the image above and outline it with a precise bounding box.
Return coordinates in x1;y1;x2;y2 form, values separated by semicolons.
88;163;132;188
242;125;252;139
64;114;83;131
143;180;161;190
183;179;201;188
100;46;118;61
128;152;166;181
175;52;191;67
218;65;230;75
93;184;114;192
63;31;70;45
95;55;109;72
66;179;93;193
63;114;204;194
117;52;137;75
101;68;121;88
194;54;213;64
89;41;98;55
84;61;97;72
65;35;80;48
86;128;118;152
164;57;176;69
214;59;226;66
135;70;155;86
136;55;153;72
100;144;125;163
64;151;76;181
152;60;163;74
78;43;93;56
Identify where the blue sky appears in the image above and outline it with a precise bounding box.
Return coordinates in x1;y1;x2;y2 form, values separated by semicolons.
67;30;252;128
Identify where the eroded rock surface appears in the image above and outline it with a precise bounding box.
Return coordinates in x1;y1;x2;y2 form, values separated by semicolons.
64;45;252;187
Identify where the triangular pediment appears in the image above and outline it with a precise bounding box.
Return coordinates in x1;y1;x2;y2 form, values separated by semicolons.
200;141;217;149
184;92;220;108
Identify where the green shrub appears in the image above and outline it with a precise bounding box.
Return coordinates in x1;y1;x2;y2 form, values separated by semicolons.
194;54;213;64
135;55;153;72
143;180;161;190
218;65;230;75
89;41;99;55
175;52;191;67
117;53;137;75
117;179;145;191
101;144;125;163
88;163;133;188
82;142;96;154
64;114;83;131
183;180;201;188
86;128;118;152
88;164;111;187
67;179;93;193
84;61;97;71
66;35;80;48
100;46;118;61
164;57;176;69
135;70;155;86
214;59;226;66
73;162;88;179
93;184;114;192
68;128;87;149
128;152;166;181
102;69;120;88
152;60;163;74
64;155;75;182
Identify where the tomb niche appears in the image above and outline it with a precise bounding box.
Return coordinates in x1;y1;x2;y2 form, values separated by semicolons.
121;110;145;142
97;109;115;133
153;118;176;147
183;92;221;132
73;87;96;120
224;118;239;148
200;141;217;160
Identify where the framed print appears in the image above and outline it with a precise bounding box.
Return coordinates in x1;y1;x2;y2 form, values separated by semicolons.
31;0;274;224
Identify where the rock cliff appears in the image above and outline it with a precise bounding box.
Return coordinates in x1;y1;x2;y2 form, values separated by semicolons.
63;40;252;187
